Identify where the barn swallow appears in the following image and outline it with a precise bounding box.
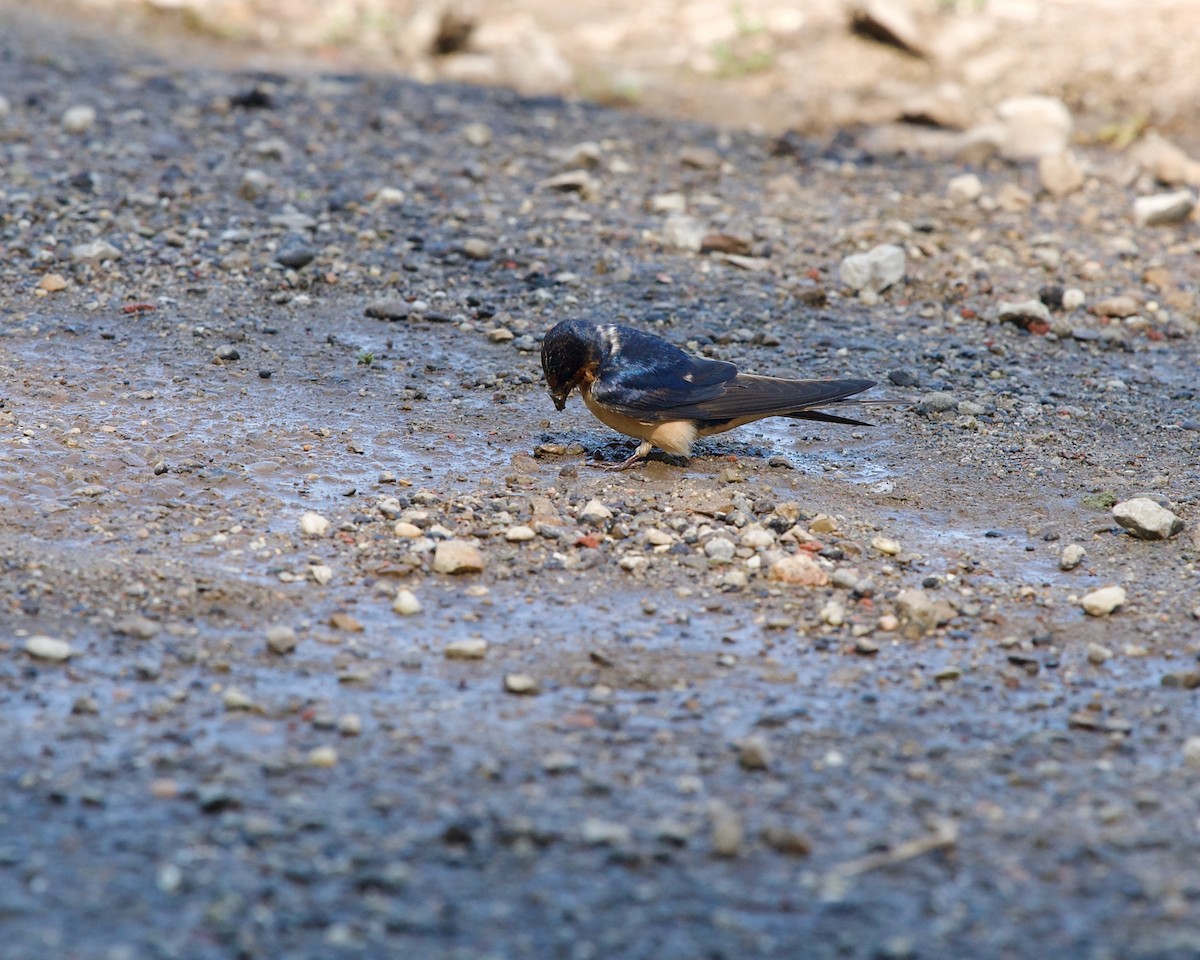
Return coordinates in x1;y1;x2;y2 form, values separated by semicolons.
541;318;879;469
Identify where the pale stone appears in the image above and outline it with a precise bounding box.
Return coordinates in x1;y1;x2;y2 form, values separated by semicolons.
1081;585;1126;616
1133;190;1195;227
392;589;422;615
839;243;905;294
25;635;72;661
299;511;331;537
996;95;1073;159
1038;150;1084;196
1112;498;1184;540
444;639;488;659
767;554;829;587
433;540;485;574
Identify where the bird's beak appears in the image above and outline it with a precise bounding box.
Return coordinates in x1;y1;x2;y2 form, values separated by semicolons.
551;391;567;411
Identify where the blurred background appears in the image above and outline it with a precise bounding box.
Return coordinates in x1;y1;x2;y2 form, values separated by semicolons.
10;0;1200;147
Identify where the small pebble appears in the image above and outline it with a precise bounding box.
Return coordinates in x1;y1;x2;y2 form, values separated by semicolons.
1133;189;1196;227
1081;585;1127;616
505;525;536;542
265;625;298;654
709;800;744;857
308;746;339;768
738;736;771;771
462;122;493;147
433;540;485;574
1087;643;1113;665
504;673;540;695
839;243;905;294
462;238;493;260
338;714;362;736
871;536;901;556
300;511;331;537
581;818;632;846
392;589;422;615
393;521;423;538
25;635;73;661
62;104;96;133
238;169;272;201
223;687;254;711
444;639;488;659
1184;737;1200;770
1059;544;1086;571
579;499;613;524
214;345;240;362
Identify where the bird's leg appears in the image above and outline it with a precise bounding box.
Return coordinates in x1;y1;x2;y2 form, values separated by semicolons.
592;440;653;471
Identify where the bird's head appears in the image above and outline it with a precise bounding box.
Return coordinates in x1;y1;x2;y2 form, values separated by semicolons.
541;319;599;410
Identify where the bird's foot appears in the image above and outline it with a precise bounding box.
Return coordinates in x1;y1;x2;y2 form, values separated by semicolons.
590;451;646;471
590;442;652;471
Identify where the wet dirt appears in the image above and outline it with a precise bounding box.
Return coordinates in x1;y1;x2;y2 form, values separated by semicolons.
1;6;1200;960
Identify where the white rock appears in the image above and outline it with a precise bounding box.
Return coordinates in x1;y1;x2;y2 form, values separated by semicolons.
738;735;772;770
709;800;743;857
1133;190;1196;227
578;499;613;524
444;639;488;659
223;687;254;710
62;104;96;133
739;527;775;550
1059;544;1086;571
462;122;493;147
820;600;846;627
581;818;632;846
660;212;705;252
393;521;423;538
308;746;338;767
946;173;983;204
265;625;298;653
1038;150;1084;196
871;536;901;556
374;186;406;206
619;554;650;573
1081;585;1126;616
1086;643;1113;665
238;169;272;201
650;191;687;213
996;299;1051;327
299;511;331;537
704;536;736;563
392;589;422;615
1112;497;1184;540
71;239;122;263
433;540;485;574
839;243;905;294
504;673;540;695
996;95;1073;160
505;525;536;542
1185;737;1200;770
307;563;333;585
1062;288;1086;311
25;635;73;661
1131;133;1200;187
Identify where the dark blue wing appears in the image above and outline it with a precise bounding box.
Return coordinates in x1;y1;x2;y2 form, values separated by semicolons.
589;326;738;420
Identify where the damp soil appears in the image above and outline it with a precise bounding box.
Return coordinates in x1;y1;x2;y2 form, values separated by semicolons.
1;8;1199;960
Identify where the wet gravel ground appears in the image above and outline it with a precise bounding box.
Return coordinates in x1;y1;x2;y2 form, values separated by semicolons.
2;11;1200;960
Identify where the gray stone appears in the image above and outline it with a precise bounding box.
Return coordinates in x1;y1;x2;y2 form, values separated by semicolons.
1133;190;1196;227
1112;497;1184;540
839;243;906;294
